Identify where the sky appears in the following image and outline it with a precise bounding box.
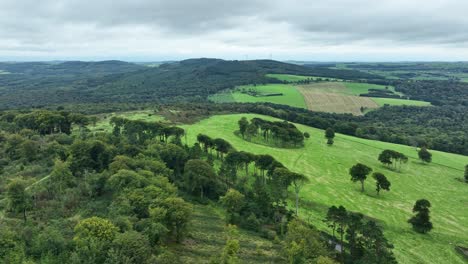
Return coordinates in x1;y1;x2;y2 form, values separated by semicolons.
1;0;468;62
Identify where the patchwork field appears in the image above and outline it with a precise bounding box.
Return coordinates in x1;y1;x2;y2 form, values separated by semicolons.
210;79;431;115
297;82;430;114
181;114;468;264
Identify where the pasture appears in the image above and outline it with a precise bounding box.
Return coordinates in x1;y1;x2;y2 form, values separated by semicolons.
182;113;468;264
266;73;342;82
209;84;307;108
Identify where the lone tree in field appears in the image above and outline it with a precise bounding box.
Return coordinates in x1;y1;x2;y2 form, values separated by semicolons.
372;172;391;195
464;164;468;183
349;163;372;192
408;199;433;234
325;127;335;146
418;147;432;163
303;132;310;139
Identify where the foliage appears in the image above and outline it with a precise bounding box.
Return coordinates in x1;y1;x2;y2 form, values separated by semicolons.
373;172;391;195
418;147;432;163
283;219;329;264
239;117;305;147
408;199;433;234
349;163;373;192
220;189;245;224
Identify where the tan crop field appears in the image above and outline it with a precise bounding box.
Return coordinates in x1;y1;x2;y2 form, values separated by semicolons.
297;84;379;115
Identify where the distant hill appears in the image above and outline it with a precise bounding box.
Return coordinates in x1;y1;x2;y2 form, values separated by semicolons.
0;60;145;76
0;58;383;109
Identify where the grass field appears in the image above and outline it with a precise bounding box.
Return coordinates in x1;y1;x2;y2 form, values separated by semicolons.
266;73;342;82
181;114;468;264
343;82;402;96
372;98;432;106
209;84;307;108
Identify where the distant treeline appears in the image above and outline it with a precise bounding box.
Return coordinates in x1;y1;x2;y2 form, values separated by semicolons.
0;59;383;110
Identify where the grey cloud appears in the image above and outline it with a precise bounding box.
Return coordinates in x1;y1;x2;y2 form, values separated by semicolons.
1;0;468;60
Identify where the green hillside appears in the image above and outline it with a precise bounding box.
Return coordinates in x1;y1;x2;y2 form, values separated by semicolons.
181;113;468;264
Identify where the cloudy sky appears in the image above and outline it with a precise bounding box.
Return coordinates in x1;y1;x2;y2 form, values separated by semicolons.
1;0;468;61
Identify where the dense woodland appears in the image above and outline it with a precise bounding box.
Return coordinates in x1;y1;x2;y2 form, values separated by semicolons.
0;112;400;263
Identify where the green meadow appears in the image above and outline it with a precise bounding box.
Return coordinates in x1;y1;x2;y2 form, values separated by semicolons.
181;114;468;264
372;98;432;106
266;73;342;82
209;84;307;109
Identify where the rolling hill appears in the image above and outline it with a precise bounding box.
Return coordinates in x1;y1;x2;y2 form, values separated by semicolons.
181;113;468;264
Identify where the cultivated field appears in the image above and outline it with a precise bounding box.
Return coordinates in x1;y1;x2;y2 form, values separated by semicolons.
297;82;430;114
182;114;468;264
297;83;379;115
298;89;379;115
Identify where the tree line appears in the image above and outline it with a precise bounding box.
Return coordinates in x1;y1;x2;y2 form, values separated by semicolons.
238;117;305;147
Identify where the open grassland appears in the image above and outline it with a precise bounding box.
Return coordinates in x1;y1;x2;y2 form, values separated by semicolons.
181;114;468;264
266;73;342;82
372;97;432;106
173;203;283;263
343;82;402;96
209;84;307;109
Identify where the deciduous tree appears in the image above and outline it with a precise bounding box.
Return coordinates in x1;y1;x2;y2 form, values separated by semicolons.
418;147;432;163
408;199;433;234
6;179;32;222
372;172;391;195
349;163;372;192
